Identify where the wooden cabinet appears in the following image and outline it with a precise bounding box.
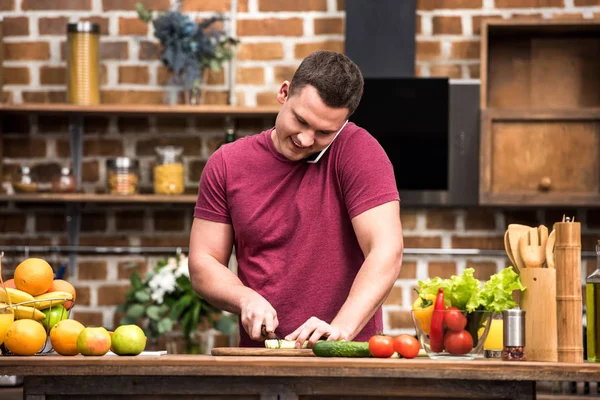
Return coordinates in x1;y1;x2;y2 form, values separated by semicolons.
479;20;600;206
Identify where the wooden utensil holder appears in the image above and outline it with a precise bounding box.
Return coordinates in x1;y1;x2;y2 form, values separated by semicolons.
519;268;558;362
554;221;583;363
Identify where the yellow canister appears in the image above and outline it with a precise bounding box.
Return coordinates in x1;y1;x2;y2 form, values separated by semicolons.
67;22;100;105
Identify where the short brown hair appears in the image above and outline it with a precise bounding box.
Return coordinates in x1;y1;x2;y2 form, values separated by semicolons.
288;51;364;116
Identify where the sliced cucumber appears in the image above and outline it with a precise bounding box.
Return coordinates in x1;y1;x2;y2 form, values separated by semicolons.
264;339;308;349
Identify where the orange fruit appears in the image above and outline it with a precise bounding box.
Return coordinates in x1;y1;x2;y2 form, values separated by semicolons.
14;258;54;296
50;319;85;356
4;319;47;355
3;279;16;289
47;279;76;310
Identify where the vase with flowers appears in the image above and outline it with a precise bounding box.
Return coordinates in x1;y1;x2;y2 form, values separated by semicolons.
136;2;239;105
117;253;237;354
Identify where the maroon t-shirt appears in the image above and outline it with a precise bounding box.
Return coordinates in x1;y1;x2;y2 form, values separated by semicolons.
194;122;399;347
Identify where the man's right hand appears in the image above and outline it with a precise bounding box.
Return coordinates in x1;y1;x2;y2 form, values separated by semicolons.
239;292;279;341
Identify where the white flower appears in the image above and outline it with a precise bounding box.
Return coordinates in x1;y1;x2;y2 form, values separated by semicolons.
175;256;190;278
148;263;178;304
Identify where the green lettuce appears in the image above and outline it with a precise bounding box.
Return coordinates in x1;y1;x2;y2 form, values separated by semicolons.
478;267;525;312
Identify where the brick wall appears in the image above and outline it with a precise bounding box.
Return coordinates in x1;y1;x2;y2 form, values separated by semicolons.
1;0;600;337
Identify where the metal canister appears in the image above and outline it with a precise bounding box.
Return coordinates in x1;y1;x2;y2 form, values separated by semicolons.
67;22;100;105
502;309;526;361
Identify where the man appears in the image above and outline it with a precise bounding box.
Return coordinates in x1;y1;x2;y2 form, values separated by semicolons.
189;50;403;348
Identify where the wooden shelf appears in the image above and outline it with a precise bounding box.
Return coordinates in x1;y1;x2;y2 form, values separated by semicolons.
0;103;280;117
0;193;197;204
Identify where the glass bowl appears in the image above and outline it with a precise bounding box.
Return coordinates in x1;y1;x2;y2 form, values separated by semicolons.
411;309;494;360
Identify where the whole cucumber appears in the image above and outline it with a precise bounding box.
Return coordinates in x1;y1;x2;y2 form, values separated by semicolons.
312;341;372;357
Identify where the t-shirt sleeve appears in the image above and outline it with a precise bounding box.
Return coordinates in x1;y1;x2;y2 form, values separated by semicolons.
194;149;232;224
336;128;400;220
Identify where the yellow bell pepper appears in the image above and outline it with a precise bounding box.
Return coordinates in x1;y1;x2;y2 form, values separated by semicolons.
412;293;436;335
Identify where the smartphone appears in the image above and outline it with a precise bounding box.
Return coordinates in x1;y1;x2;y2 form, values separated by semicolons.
306;120;349;164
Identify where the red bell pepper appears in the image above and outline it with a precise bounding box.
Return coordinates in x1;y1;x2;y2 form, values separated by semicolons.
429;288;445;353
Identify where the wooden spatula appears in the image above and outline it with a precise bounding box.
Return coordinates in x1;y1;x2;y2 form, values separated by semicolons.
508;224;530;271
519;225;548;268
546;229;556;269
504;230;520;274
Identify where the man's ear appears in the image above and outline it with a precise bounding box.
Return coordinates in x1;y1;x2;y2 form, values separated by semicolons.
276;81;290;105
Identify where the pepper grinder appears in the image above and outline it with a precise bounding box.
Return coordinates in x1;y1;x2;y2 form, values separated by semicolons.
502;309;526;361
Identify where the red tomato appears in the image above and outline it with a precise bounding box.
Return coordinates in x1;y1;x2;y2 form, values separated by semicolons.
392;334;420;359
368;335;395;358
444;307;467;332
443;330;473;355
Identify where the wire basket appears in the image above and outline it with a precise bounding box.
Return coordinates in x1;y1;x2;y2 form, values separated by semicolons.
1;296;75;355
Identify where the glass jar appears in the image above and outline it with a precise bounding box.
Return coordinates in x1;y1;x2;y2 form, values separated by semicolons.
12;166;38;193
585;241;600;362
154;146;184;195
52;167;77;193
107;157;139;195
67;22;100;105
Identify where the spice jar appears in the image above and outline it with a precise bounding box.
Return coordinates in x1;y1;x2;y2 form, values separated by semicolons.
52;167;77;193
502;309;526;361
107;157;139;195
12;166;37;193
153;146;184;195
67;22;100;105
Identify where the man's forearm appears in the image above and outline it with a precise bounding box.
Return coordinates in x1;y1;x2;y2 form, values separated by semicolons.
331;250;402;340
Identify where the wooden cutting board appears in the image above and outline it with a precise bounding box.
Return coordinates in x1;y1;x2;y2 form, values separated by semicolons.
211;347;315;357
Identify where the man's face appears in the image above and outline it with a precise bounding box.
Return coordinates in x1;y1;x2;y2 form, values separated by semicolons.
271;82;349;162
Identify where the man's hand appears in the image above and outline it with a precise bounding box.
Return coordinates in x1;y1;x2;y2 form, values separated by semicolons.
240;292;279;341
285;317;348;348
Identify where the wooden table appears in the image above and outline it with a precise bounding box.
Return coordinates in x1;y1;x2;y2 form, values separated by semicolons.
1;355;599;400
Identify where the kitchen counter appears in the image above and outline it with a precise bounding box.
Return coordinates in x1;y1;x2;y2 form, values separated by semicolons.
1;354;599;399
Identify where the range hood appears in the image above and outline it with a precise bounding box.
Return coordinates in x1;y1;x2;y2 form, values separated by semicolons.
345;0;479;206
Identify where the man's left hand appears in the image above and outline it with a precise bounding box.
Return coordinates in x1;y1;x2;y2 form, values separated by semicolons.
284;316;348;348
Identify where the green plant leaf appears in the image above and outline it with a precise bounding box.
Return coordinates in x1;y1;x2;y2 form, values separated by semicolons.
126;303;146;319
215;314;237;335
120;316;138;325
134;290;151;302
157;318;174;335
136;2;153;24
130;272;143;290
146;305;164;321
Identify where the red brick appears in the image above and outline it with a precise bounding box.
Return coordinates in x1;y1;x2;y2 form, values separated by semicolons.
188;160;206;183
430;64;463;78
416;15;422;35
468;261;498;281
582;235;598;252
181;0;248;11
404;236;442;248
101;42;128;60
83;139;125;157
102;0;170;11
83;117;110;135
314;18;345;35
237;43;285;61
426;210;456;230
35;213;66;232
156;66;172;85
118;260;148;280
495;0;563;7
0;0;15;10
294;41;344;59
432;16;462;35
80;212;107;232
259;0;327;11
416;41;442;61
387;310;414;330
118;66;150;84
80;17;110;36
78;261;108;280
238;18;304;36
75;236;131;247
205;69;225;85
256;91;280;106
203;91;229;105
22;0;91;10
136;137;202;156
400;210;418;230
273;66;297;83
384;286;403;306
236;67;265;85
115;210;145;231
337;0;345;10
0;213;26;233
22;91;66;103
118;117;150;133
575;0;600;4
398;261;417;280
587;210;600;229
139;41;161;60
101;90;165;104
38;17;68;35
451;40;480;60
3;67;30;85
153;210;186;231
4;42;50;61
118;17;148;35
469;64;481;78
418;0;482;9
72;286;90;307
451;236;504;250
550;13;586;21
504;210;539;227
40;66;66;85
428;261;457;279
472;15;504;35
465;209;497;230
2;17;29;36
3;138;46;158
30;162;61;182
1;115;30;134
2;238;52;246
71;311;103;327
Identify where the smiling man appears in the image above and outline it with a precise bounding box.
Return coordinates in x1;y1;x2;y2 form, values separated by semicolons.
189;50;404;348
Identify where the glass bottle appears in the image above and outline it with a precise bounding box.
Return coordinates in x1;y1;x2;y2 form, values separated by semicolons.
154;146;184;195
12;166;38;193
51;167;77;193
217;127;237;150
586;241;600;362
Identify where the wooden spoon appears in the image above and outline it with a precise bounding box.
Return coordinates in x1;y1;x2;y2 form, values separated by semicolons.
504;230;520;274
508;224;530;271
519;225;548;268
546;229;556;269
